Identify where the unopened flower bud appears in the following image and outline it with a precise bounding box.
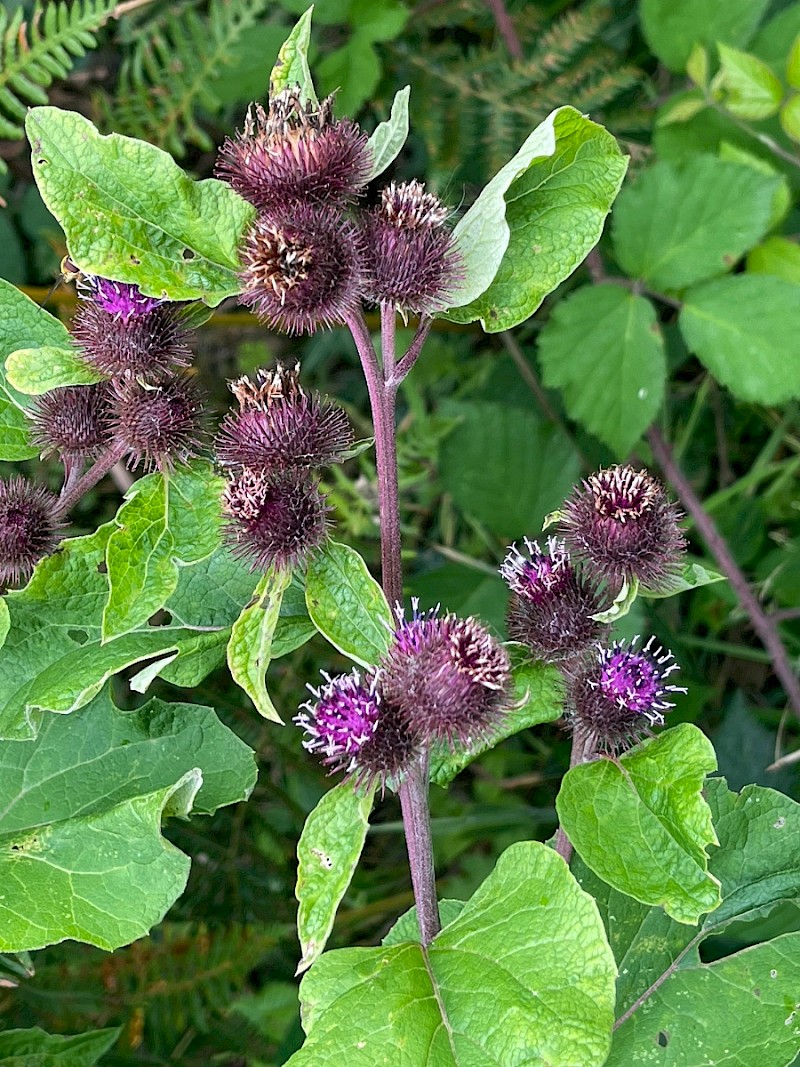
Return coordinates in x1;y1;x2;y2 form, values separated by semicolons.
28;383;112;462
109;374;205;471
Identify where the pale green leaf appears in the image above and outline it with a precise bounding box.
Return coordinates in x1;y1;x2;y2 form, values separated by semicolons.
0;599;9;654
780;94;800;143
639;558;726;598
6;346;104;394
680;273;800;403
0;1027;119;1065
288;842;616;1066
447;107;627;330
787;34;800;89
305;541;392;667
592;577;640;624
640;0;770;72
747;235;800;282
656;92;708;125
103;463;224;639
383;900;466;946
557;724;721;924
538;286;666;456
612;156;779;290
296;781;375;974
27;107;255;305
228;567;291;722
270;7;318;105
686;43;710;88
714;43;784;119
365;85;410;180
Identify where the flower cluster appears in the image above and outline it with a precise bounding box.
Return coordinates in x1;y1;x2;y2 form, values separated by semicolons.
218;363;353;571
216;88;460;331
500;465;689;755
296;602;512;790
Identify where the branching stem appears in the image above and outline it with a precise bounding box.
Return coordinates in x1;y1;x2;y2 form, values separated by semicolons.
53;441;128;520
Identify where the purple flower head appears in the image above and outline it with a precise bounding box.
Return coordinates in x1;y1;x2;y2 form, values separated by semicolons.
295;669;417;790
501;537;608;662
216;363;353;472
0;477;62;587
380;601;512;748
223;468;330;572
559;465;687;591
216;90;372;210
109;374;205;471
567;637;686;754
73;281;192;378
28;383;112;462
362;181;461;316
239;204;365;335
82;276;163;321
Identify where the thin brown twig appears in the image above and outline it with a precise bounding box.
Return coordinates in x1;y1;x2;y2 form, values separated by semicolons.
647;426;800;723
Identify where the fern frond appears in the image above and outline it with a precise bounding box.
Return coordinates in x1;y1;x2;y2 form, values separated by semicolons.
107;0;271;158
0;0;115;140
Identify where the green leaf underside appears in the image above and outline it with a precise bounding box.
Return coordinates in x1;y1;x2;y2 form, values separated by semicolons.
305;542;393;667
591;576;639;624
5;346;104;394
557;724;721;924
430;648;564;785
611;156;779;291
270;7;317;105
0;1026;120;1065
580;780;800;1064
296;781;375;974
227;566;292;723
287;842;616;1067
26;107;255;305
639;558;726;597
0;280;69;460
365;85;410;181
680;273;800;404
538;286;666;457
0;687;255;952
103;463;224;639
0;524;228;740
447;106;628;330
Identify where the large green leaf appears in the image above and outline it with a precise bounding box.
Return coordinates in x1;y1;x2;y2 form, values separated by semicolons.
680;273;800;404
288;842;616;1066
228;566;291;723
538;285;666;456
0;524;227;740
612;156;779;290
438;400;580;539
0;1027;119;1065
296;781;375;974
103;463;224;639
0;280;68;460
430;646;564;785
557;724;721;924
640;0;770;72
447;107;627;330
26;108;254;305
0;687;255;952
305;541;393;667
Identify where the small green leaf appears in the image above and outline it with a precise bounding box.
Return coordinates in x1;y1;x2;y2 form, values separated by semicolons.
538;286;666;457
557;724;721;925
612;156;780;290
640;0;769;73
27;108;255;305
686;43;709;87
228;567;291;723
270;7;318;105
6;346;105;394
787;34;800;89
639;558;726;598
714;43;783;120
447;107;627;330
305;542;392;667
0;280;69;460
103;463;224;639
0;599;9;654
592;576;640;624
780;94;800;142
0;1027;120;1064
680;273;800;403
747;235;800;282
289;842;616;1066
656;92;708;125
296;781;375;974
365;85;410;180
383;900;466;946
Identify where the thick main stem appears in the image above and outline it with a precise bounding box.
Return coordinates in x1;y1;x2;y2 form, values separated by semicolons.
398;754;441;944
54;441;128;520
554;724;592;865
345;307;440;943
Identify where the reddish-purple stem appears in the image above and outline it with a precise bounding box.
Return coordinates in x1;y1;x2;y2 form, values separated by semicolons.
53;441;128;520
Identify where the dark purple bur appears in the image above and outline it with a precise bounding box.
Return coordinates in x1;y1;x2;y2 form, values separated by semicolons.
0;477;62;586
28;383;111;461
109;374;205;471
568;637;686;753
